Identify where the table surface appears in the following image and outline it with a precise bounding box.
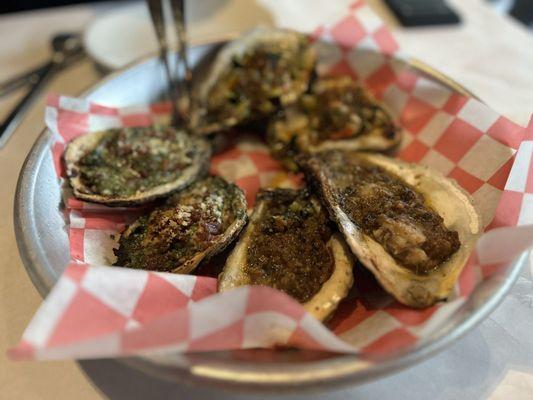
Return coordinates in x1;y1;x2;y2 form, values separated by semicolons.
1;1;533;399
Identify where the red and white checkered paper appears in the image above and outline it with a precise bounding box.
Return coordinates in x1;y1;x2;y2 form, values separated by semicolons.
9;0;533;362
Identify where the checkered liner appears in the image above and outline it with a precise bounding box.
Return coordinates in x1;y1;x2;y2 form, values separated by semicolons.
9;0;533;361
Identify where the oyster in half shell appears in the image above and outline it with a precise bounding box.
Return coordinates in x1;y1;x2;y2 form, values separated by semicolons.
193;27;316;135
114;176;247;274
219;188;354;321
65;125;211;206
302;150;481;308
268;76;400;170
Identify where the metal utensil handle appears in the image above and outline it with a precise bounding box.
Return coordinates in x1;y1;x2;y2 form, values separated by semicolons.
170;0;193;118
146;0;181;125
0;62;56;149
0;64;49;99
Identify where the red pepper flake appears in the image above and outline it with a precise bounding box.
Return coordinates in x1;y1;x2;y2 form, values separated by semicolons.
329;127;355;140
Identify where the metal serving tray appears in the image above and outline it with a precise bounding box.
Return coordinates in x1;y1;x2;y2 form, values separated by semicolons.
13;39;528;392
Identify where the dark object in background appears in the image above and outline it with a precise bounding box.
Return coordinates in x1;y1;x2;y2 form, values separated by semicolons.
510;0;533;27
384;0;461;27
1;0;531;27
1;0;111;14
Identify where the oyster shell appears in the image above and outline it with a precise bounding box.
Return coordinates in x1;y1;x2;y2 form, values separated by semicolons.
193;27;316;135
219;188;354;321
302;150;481;308
268;76;400;170
64;125;211;206
114;176;247;274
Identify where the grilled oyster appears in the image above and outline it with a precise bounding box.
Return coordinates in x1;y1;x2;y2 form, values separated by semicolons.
268;76;400;170
193;27;316;135
114;176;247;274
219;188;354;321
65;125;211;206
302;151;481;308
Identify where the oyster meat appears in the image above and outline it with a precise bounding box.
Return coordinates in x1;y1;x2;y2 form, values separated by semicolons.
268;76;400;170
114;176;247;273
193;27;316;135
302;150;481;308
219;188;354;321
65;125;211;206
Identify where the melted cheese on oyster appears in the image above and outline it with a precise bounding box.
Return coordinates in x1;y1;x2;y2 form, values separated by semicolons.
203;32;315;127
268;76;398;170
114;177;242;272
245;189;334;303
312;151;460;275
77;126;196;197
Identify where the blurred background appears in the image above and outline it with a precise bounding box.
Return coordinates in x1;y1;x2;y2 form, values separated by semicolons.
1;0;532;27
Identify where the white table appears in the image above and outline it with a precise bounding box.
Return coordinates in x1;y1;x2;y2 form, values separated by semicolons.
1;1;532;399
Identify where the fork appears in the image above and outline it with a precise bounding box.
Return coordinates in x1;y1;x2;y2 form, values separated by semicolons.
170;0;193;117
146;0;192;126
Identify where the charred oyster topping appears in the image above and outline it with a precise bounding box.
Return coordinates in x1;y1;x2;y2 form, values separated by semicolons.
65;125;211;206
195;28;316;134
219;188;354;321
114;176;247;273
303;150;481;308
79;126;195;196
268;76;400;170
308;151;459;275
246;189;333;302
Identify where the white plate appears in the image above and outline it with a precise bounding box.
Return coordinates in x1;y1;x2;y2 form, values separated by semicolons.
83;0;357;70
83;0;243;70
84;3;158;70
